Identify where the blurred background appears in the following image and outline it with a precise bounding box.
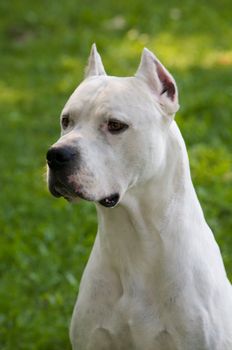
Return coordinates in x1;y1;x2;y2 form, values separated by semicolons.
0;0;231;349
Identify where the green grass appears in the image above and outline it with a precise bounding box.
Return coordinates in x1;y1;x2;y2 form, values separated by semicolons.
0;1;232;349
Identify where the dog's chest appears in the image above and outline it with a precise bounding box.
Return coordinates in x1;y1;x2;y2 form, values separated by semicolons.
71;284;176;350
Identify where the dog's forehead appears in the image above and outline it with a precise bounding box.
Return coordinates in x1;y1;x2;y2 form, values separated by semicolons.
62;76;151;118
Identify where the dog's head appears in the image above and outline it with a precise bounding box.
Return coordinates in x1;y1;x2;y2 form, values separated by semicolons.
46;44;179;207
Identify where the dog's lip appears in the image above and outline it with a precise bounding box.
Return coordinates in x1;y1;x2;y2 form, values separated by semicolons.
60;190;120;208
52;182;93;202
50;178;120;207
54;185;83;200
99;193;120;208
49;184;62;198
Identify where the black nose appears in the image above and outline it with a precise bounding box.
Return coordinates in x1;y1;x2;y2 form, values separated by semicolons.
46;146;76;170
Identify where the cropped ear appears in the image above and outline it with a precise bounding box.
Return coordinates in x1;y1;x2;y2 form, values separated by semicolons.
85;43;107;78
135;48;179;117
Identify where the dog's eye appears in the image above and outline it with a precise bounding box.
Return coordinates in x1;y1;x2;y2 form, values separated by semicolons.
107;119;129;134
61;115;70;129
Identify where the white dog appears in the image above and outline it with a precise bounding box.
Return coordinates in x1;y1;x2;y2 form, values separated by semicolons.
47;44;232;349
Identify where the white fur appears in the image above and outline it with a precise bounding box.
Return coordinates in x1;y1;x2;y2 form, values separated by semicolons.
49;45;232;349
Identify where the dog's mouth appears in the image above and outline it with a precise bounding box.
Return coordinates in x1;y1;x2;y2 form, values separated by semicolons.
49;177;120;208
98;193;120;208
52;183;91;203
48;177;87;201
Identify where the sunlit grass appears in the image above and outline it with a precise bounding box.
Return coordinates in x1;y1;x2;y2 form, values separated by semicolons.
0;82;33;104
105;30;232;73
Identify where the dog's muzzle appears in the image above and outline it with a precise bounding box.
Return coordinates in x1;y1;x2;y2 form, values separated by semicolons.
46;146;80;198
47;146;120;208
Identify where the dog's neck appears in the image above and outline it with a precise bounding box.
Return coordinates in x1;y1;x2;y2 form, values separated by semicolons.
95;122;208;288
